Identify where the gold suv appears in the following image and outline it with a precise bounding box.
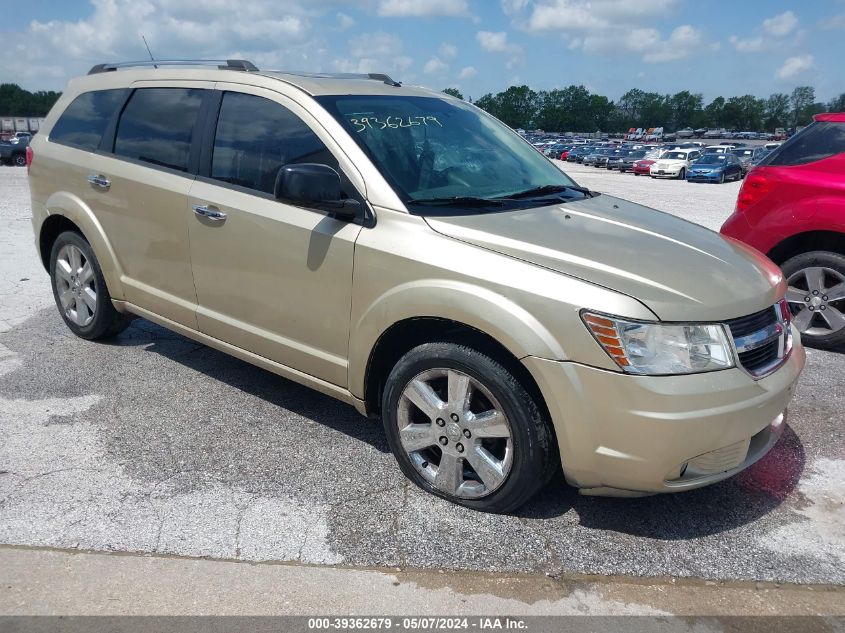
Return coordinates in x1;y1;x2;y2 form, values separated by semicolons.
29;60;804;512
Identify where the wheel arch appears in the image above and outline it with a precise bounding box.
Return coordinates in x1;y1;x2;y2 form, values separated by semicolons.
767;230;845;265
39;192;125;300
361;316;553;430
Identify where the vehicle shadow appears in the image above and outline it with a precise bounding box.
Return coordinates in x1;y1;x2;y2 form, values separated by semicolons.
518;424;805;539
112;318;392;455
111;318;806;538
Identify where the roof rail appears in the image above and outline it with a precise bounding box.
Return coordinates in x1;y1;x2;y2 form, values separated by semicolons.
87;59;258;75
262;70;402;87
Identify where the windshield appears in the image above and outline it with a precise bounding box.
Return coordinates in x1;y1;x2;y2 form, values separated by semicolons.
696;155;727;165
663;151;687;160
316;95;577;209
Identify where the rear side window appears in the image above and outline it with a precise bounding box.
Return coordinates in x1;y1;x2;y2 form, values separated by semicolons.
763;122;845;167
114;88;204;172
50;89;127;151
211;91;338;194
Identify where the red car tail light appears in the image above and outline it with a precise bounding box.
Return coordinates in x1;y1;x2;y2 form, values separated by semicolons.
736;171;772;213
25;145;33;174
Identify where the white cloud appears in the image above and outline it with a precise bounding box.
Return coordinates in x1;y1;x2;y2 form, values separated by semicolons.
776;54;815;80
476;30;520;54
500;0;530;14
729;35;764;53
0;0;351;89
336;12;355;31
731;10;800;53
457;66;477;80
822;13;845;30
438;43;458;60
763;11;798;37
348;31;403;58
524;0;680;32
423;57;448;74
642;25;702;63
377;0;470;18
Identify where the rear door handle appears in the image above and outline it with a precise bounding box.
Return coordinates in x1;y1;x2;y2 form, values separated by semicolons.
87;174;110;190
192;204;227;222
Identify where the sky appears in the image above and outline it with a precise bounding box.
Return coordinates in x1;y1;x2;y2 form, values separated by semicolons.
1;0;843;103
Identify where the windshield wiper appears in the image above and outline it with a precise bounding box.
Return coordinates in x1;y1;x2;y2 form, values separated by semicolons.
496;184;595;200
406;196;505;207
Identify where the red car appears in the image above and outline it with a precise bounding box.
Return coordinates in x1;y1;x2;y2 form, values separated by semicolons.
559;149;570;160
631;148;664;175
721;112;845;349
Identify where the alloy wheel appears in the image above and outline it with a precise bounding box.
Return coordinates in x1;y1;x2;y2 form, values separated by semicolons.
397;368;513;499
785;266;845;336
54;244;98;327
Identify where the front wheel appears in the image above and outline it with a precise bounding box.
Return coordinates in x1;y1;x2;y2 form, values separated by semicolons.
382;343;557;514
782;251;845;350
677;168;686;180
718;172;725;184
49;231;130;340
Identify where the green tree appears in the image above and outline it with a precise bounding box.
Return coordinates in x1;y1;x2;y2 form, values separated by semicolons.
0;83;62;116
828;93;845;112
442;87;463;100
669;91;704;129
790;86;816;126
704;96;726;127
495;85;538;129
764;93;791;130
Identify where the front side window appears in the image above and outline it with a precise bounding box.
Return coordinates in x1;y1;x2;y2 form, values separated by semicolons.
50;89;128;151
114;88;204;172
762;121;845;167
316;94;579;212
211;92;338;195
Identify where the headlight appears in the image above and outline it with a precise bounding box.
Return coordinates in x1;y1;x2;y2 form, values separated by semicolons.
582;312;735;375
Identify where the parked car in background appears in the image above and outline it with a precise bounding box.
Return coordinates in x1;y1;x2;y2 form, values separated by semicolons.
764;142;782;151
632;148;665;175
611;149;648;172
675;127;694;139
686;153;743;184
582;147;612;167
704;145;732;155
650;148;702;179
0;134;30;166
721;112;845;349
732;147;760;175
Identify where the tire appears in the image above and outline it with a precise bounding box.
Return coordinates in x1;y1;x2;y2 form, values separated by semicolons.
781;251;845;350
718;172;725;184
678;168;685;180
13;154;26;167
49;231;130;340
382;342;556;514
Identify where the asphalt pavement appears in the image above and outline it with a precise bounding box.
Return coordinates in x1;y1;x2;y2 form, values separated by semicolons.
1;165;843;588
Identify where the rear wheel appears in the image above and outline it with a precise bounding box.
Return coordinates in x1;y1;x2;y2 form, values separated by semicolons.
782;251;845;350
382;342;556;514
49;231;130;340
13;154;26;167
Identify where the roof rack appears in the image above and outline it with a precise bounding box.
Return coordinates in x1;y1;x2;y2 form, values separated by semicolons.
263;70;402;87
87;59;258;75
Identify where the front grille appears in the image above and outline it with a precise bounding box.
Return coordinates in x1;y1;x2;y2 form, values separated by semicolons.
737;339;780;371
725;307;777;338
725;306;782;374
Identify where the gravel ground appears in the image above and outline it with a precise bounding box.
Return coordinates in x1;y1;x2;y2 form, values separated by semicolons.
1;164;843;585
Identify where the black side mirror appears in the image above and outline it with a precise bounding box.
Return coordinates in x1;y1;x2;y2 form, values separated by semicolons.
274;163;360;220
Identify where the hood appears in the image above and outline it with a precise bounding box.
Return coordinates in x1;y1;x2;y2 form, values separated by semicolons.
654;157;688;167
689;162;724;171
424;195;784;321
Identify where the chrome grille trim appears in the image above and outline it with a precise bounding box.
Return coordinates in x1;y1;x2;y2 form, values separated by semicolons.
725;304;791;380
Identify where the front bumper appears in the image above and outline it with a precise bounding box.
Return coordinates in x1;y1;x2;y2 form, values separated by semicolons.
687;171;722;182
650;165;683;177
523;335;804;496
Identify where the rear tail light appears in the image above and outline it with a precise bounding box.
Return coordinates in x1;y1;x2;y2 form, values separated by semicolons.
735;171;771;213
25;145;33;174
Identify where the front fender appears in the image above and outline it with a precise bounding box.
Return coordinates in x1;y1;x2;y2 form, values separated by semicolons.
43;191;125;300
347;279;566;400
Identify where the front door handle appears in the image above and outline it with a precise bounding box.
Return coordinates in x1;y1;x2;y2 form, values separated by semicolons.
192;204;227;222
87;174;110;190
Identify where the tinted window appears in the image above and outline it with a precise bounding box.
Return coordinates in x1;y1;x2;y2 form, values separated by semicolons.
763;122;845;167
211;92;338;195
50;89;127;151
114;88;204;172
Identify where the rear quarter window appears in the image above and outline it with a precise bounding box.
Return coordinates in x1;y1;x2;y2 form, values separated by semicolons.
49;89;128;151
763;122;845;167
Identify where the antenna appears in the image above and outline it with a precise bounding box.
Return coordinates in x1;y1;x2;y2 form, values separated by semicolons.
141;35;157;69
